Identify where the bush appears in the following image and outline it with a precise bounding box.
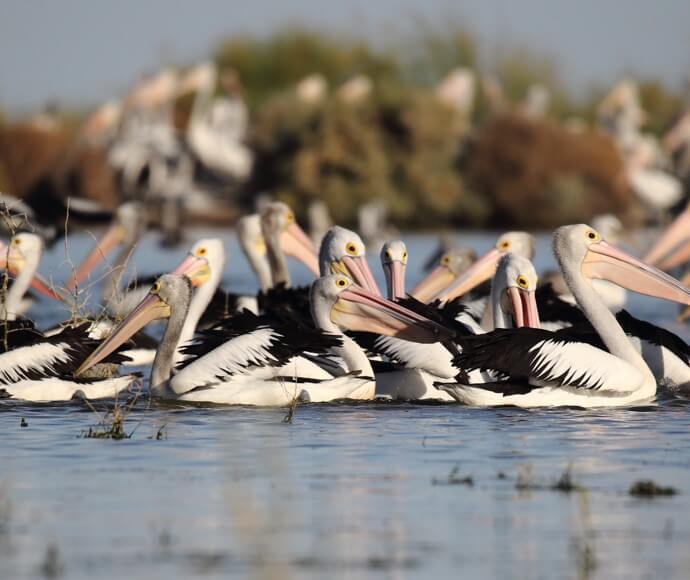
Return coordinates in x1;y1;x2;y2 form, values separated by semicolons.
464;114;633;228
249;87;472;228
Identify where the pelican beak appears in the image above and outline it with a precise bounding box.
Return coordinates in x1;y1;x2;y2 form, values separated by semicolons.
331;256;382;296
66;223;128;291
583;240;690;305
507;287;540;329
410;264;456;302
676;273;690;321
385;260;406;300
643;209;690;267
657;238;690;271
76;291;170;376
281;223;320;276
28;272;66;301
0;245;64;300
331;284;451;343
438;248;502;302
171;254;211;287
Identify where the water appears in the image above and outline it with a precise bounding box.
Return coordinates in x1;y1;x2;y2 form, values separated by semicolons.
1;230;690;579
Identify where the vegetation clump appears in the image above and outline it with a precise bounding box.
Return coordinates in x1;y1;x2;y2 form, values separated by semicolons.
629;480;677;497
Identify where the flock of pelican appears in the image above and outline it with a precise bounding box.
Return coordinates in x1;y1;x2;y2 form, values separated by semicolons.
2;200;690;408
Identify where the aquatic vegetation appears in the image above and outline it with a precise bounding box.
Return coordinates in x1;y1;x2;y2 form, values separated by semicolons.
515;464;584;493
79;394;139;440
629;480;678;497
432;465;474;486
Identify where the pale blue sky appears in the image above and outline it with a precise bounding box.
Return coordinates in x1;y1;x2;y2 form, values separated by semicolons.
1;0;689;113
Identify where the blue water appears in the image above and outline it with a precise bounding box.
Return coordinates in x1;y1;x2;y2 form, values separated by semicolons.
1;229;689;579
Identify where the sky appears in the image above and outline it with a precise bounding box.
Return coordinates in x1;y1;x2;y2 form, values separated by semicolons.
1;0;689;113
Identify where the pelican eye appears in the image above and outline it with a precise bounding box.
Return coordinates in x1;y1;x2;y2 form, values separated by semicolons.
385;249;393;261
196;247;207;257
441;255;451;266
152;281;161;293
336;277;348;288
286;212;295;224
586;230;599;241
402;251;408;263
346;243;358;256
498;241;510;250
517;275;529;289
11;238;20;246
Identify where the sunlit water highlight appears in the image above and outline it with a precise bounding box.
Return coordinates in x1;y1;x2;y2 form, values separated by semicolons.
1;230;689;579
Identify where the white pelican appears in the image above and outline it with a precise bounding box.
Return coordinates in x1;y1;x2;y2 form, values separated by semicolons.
197;203;320;324
0;233;64;320
319;226;382;295
76;274;449;406
380;240;407;300
535;280;690;389
261;202;320;285
0;319;135;403
49;236;223;370
236;214;272;293
411;248;476;303
373;253;540;401
65;201;148;317
437;224;690;407
435;231;536;303
541;214;628;312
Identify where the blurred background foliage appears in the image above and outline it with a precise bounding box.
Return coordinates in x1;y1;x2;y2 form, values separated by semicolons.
1;24;687;229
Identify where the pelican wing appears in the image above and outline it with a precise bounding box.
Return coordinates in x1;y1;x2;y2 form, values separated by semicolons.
616;310;690;365
0;323;127;384
455;328;643;394
172;312;342;393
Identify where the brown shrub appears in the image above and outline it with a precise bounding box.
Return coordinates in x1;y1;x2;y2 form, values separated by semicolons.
464;114;635;228
0;122;73;197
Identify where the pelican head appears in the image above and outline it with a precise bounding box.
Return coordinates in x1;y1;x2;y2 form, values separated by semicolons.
0;233;63;299
438;231;535;302
492;254;540;328
380;240;407;300
643;203;690;270
170;238;224;289
554;224;690;306
260;202;319;275
411;248;476;302
319;226;382;296
67;201;146;290
76;274;192;376
237;214;272;291
310;275;451;343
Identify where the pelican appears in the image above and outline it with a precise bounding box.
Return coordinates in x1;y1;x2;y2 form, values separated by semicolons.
437;224;690;407
411;248;476;303
544;214;628;311
236;214;272;293
380;240;407;300
0;319;135;402
198;204;320;325
319;226;382;295
373;253;540;401
643;202;690;273
261;202;320;285
65;201;148;317
436;231;536;303
76;274;449;406
0;233;64;320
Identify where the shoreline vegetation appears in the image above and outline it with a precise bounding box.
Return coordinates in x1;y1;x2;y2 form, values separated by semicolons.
0;25;687;230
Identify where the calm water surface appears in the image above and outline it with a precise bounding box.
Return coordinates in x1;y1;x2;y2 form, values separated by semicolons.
1;230;689;580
